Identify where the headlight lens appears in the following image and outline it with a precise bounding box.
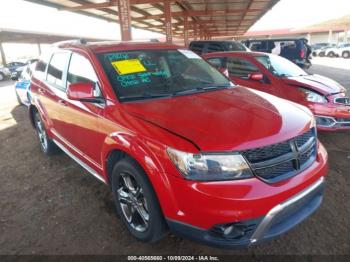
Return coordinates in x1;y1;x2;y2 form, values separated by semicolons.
166;148;253;181
299;88;327;103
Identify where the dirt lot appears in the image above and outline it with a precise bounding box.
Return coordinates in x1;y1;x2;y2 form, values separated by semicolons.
0;64;349;256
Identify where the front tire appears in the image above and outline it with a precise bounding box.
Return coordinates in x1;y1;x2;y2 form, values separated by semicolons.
0;72;5;81
342;51;350;59
111;158;168;243
34;112;58;155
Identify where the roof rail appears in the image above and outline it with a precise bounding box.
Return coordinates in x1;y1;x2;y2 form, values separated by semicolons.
52;39;87;47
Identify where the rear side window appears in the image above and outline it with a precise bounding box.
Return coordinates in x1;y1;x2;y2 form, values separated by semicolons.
47;52;71;89
34;53;51;80
227;57;259;78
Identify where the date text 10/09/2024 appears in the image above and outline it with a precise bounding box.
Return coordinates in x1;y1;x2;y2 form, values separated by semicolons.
127;256;220;261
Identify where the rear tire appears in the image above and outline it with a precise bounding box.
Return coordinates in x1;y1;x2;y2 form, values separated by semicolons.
342;51;350;59
111;158;168;243
34;112;58;155
0;72;4;81
327;51;335;57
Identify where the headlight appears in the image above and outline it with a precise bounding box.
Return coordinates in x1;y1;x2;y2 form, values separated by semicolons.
166;148;253;181
299;88;327;103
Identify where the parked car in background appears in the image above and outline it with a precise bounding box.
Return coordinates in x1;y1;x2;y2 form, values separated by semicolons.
12;62;36;106
189;40;249;55
313;44;337;57
29;41;327;247
0;65;11;81
242;38;312;69
11;59;39;80
204;51;350;131
335;44;350;58
4;61;26;73
311;43;330;51
323;43;350;57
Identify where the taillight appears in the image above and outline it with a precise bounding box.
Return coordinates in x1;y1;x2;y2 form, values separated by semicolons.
300;49;305;58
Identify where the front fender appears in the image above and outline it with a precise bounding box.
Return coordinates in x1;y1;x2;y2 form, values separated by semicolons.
101;132;181;219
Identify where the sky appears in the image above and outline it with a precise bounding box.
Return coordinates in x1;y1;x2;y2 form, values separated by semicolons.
250;0;350;31
1;0;350;61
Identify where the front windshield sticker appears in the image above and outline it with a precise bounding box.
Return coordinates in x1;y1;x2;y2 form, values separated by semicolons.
178;49;201;59
107;53;129;61
111;59;147;75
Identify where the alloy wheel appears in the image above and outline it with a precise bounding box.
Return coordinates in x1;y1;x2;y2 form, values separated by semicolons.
35;115;48;152
117;172;150;232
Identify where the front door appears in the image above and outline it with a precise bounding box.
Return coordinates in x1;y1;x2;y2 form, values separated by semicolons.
59;52;106;170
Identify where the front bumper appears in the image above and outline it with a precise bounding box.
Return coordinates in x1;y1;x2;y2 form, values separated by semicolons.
167;176;325;248
315;115;350;131
163;143;328;248
308;99;350;131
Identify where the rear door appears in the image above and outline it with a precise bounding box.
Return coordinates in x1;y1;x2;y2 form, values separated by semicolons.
44;51;72;141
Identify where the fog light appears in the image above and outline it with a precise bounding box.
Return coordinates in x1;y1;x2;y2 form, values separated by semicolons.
212;223;246;240
315;116;336;127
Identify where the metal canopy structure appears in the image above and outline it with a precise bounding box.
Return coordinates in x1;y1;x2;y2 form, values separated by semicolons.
0;27;109;44
0;27;109;65
24;0;279;45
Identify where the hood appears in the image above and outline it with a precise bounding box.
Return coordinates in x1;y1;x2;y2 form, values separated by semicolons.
121;87;312;152
282;74;346;95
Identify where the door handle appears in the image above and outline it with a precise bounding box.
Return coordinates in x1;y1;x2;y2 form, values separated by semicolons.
38;88;45;94
58;99;68;106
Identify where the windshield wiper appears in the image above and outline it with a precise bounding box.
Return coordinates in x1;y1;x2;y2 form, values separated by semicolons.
172;84;231;96
120;93;172;102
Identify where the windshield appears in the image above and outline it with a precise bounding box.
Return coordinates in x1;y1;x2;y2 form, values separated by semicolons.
98;49;232;102
255;54;308;77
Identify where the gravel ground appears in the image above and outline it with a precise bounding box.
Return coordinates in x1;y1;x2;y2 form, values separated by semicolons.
0;64;349;256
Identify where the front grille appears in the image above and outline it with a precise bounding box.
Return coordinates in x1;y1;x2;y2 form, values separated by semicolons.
336;118;350;123
241;128;317;183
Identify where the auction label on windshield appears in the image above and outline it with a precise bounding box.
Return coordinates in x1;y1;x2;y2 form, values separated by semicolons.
112;59;147;75
178;49;201;59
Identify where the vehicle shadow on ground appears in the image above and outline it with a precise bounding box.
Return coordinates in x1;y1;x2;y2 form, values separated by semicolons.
0;104;349;255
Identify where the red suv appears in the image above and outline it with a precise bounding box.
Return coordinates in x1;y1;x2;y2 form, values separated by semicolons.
29;41;328;248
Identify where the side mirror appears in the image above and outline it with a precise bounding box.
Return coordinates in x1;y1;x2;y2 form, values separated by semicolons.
249;72;264;81
67;82;95;101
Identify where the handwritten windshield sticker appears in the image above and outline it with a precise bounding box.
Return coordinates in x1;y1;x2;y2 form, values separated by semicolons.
178;49;201;59
107;53;129;62
112;59;147;75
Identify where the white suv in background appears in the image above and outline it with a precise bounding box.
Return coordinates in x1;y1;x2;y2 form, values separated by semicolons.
335;44;350;59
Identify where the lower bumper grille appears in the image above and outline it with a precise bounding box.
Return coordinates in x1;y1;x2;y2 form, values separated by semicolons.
241;128;317;183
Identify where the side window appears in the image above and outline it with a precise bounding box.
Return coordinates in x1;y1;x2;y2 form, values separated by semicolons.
47;52;71;89
189;42;204;54
206;43;224;53
227;57;259;78
249;41;267;52
34;53;50;81
67;53;102;97
207;57;224;69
